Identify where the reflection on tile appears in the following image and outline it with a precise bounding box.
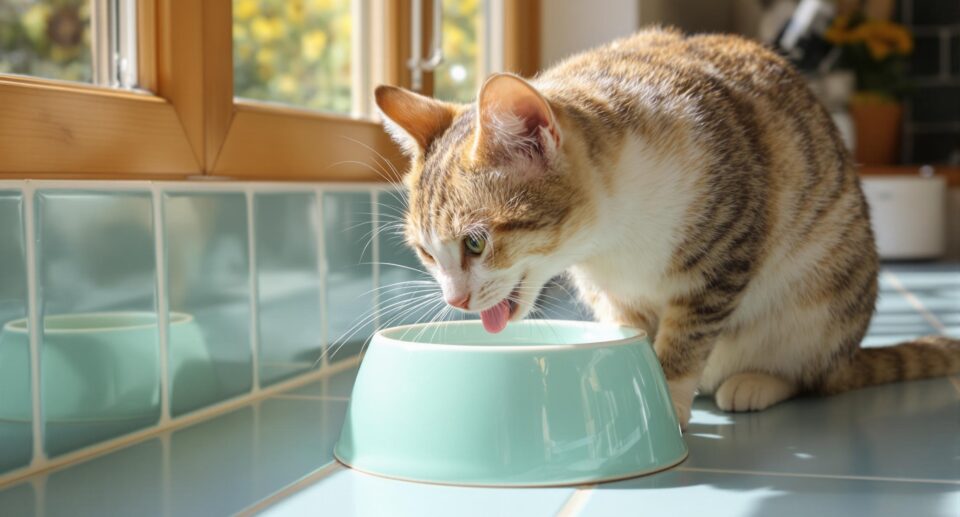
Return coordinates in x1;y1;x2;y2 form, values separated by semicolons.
46;439;163;516
685;378;959;481
375;190;440;329
260;468;574;517
324;192;374;361
0;190;31;473
37;191;160;457
164;193;252;416
0;482;34;516
581;468;960;517
288;364;359;398
255;193;324;386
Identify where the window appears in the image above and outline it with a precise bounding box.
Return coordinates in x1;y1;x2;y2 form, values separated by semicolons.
0;0;540;180
0;0;92;83
433;0;482;102
233;0;353;113
0;0;138;89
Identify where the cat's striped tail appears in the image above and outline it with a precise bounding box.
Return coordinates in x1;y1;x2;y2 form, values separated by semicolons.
819;336;960;394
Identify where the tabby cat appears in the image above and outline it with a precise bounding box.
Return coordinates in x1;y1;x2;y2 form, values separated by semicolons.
373;28;960;429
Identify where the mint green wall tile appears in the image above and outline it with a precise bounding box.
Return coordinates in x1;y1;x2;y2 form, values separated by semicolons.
323;191;374;361
163;193;252;415
255;193;323;385
375;190;444;328
36;191;160;457
0;190;31;473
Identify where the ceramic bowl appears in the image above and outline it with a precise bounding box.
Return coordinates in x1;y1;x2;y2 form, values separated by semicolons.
334;320;687;487
0;311;215;422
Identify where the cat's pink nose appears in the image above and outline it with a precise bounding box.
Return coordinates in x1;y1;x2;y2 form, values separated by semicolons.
446;294;471;310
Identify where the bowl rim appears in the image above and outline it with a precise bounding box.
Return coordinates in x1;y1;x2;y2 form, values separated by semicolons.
2;311;194;335
374;320;648;352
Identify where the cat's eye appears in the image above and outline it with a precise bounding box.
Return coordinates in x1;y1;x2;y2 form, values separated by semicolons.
464;235;486;256
416;246;435;263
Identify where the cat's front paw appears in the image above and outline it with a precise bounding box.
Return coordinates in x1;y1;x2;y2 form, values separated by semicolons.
666;375;698;432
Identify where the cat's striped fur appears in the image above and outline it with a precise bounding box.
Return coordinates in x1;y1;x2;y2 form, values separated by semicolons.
374;28;960;428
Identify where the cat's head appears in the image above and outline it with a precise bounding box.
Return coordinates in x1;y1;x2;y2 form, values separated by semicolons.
375;74;592;333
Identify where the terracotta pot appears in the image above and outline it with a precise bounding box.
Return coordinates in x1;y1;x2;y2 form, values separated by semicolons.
849;100;903;165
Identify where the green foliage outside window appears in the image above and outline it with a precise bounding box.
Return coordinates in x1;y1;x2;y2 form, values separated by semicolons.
433;0;479;103
233;0;352;113
0;0;91;83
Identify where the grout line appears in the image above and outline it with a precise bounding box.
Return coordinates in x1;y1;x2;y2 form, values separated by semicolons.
32;474;45;517
152;186;171;425
371;190;380;330
555;486;596;517
270;394;351;402
0;355;362;489
23;184;46;467
882;271;947;334
247;188;261;393
160;433;171;517
316;188;330;370
252;400;262;497
234;462;343;516
675;466;960;486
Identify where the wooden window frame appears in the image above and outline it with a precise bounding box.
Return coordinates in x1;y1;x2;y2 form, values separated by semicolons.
0;0;540;181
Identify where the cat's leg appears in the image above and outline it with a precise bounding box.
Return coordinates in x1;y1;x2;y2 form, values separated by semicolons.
653;303;726;431
714;372;796;412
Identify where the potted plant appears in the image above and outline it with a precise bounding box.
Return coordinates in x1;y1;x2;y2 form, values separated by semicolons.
824;13;913;165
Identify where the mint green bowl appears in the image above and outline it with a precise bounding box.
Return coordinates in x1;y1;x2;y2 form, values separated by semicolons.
334;320;687;487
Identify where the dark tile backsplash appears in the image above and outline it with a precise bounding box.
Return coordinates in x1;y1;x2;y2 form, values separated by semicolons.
897;0;960;164
911;0;960;25
911;131;960;163
953;35;960;74
908;85;960;123
909;35;940;76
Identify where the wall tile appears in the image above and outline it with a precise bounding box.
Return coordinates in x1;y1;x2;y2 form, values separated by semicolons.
37;191;160;457
912;0;960;25
323;191;374;361
910;131;960;163
375;190;443;329
909;35;941;77
163;193;252;416
908;86;960;124
255;193;323;386
0;190;31;473
953;35;960;75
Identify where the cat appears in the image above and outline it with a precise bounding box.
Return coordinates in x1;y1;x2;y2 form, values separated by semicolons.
372;28;960;429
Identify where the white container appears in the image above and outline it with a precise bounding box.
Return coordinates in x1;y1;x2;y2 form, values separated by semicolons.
861;174;946;260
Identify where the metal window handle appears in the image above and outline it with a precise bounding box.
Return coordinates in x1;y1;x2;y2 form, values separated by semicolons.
408;0;444;91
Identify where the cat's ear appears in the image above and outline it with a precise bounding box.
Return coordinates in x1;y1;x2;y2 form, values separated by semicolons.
473;73;561;164
375;85;458;157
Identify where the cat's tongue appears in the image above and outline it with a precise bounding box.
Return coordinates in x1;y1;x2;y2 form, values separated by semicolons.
480;299;511;334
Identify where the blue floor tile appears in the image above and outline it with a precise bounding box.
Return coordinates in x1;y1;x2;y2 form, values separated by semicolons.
580;468;960;517
684;378;960;481
259;467;575;517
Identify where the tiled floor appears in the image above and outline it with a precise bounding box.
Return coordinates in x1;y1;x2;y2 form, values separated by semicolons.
0;265;957;516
